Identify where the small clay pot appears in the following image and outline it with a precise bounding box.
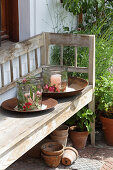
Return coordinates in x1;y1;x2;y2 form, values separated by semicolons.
62;147;78;166
52;125;69;136
41;152;63;168
41;142;64;156
70;126;89;149
50;134;68;146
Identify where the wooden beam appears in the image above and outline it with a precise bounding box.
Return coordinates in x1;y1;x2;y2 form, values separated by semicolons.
49;33;89;47
0;33;44;64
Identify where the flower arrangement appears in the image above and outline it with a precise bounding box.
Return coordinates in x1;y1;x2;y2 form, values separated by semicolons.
16;77;42;111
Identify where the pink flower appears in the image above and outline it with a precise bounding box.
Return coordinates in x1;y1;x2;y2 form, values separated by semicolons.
48;86;55;92
44;84;49;90
22;78;27;83
36;91;42;96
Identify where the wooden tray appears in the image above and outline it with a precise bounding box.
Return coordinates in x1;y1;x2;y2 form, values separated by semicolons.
42;77;88;99
1;98;58;113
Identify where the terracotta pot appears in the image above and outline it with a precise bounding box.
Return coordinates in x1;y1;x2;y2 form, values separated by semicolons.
100;116;113;146
50;134;68;146
52;124;69;136
62;147;78;166
41;152;63;168
41;142;64;156
70;126;89;149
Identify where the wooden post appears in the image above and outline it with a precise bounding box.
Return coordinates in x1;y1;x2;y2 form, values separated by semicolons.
75;47;77;68
88;35;95;146
19;56;22;77
35;49;38;69
10;60;13;82
60;45;63;66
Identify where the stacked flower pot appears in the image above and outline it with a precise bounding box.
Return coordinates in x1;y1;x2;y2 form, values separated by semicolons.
50;124;69;146
41;142;64;168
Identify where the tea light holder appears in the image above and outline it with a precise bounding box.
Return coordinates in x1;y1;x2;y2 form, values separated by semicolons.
42;66;68;93
16;77;42;111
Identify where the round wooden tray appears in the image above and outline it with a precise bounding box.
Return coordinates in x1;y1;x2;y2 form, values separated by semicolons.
42;77;88;99
1;98;58;113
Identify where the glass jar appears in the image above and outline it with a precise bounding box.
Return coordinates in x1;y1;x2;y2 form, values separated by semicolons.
16;77;42;111
42;66;68;93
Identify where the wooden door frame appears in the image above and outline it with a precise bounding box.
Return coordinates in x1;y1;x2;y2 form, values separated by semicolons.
1;0;19;42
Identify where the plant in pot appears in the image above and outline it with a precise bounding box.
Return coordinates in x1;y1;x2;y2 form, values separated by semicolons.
95;75;113;146
65;107;96;149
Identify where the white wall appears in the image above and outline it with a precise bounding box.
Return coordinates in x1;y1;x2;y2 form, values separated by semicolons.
19;0;77;41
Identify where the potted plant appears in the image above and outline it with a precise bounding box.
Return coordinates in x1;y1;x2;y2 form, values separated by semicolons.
65;107;96;149
95;75;113;146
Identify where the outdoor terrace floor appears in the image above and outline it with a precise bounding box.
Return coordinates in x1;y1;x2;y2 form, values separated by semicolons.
6;131;113;170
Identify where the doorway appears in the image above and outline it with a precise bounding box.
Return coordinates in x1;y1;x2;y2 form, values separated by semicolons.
0;0;19;43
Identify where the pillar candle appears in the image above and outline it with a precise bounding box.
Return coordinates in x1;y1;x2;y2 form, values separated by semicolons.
50;74;61;91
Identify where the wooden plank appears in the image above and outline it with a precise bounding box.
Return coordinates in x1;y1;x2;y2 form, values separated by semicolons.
27;52;30;73
40;46;45;66
1;64;4;87
44;32;50;65
42;65;88;73
67;66;88;73
49;33;89;47
35;49;38;69
88;35;95;145
0;33;44;64
60;45;63;66
0;68;42;94
0;85;93;169
75;47;77;67
88;35;95;88
19;56;22;77
10;60;13;82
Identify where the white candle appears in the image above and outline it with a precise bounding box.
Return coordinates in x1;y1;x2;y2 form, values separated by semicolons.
50;74;61;90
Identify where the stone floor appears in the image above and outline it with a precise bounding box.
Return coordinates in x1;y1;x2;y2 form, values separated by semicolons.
7;131;113;170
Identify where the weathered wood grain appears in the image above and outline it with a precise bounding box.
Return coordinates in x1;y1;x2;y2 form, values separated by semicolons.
88;35;95;145
0;85;93;170
49;33;89;47
0;33;44;65
60;45;63;66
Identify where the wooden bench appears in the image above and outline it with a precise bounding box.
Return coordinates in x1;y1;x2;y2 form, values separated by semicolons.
0;33;95;170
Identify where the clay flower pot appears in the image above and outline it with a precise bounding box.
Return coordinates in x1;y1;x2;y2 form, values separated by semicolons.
62;147;78;166
41;152;63;168
50;125;69;146
41;142;64;156
52;124;69;136
50;133;68;146
69;126;89;149
100;116;113;146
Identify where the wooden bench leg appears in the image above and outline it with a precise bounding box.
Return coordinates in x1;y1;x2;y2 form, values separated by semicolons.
89;99;95;146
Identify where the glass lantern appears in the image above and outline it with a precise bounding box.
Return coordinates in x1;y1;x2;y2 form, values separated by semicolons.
42;66;68;93
16;77;42;111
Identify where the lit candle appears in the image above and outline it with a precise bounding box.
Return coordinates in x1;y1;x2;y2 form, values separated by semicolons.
50;74;61;91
